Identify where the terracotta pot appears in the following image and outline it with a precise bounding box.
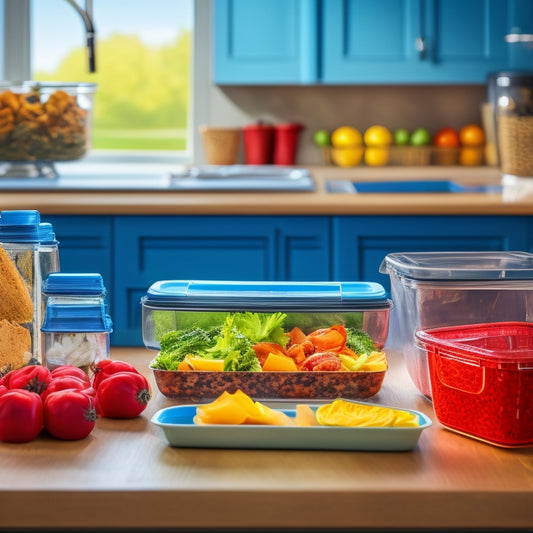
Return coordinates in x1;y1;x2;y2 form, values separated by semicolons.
199;126;242;165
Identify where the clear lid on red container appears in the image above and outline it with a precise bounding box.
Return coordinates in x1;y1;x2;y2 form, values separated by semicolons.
380;251;533;281
141;280;392;312
415;322;533;367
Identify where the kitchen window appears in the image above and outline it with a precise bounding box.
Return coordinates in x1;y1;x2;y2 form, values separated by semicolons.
1;0;209;169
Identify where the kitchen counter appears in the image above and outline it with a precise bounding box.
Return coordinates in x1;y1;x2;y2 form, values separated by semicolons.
3;165;533;216
1;347;531;531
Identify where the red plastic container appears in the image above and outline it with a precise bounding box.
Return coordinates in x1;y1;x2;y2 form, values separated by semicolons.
416;321;533;447
272;123;303;165
243;123;274;165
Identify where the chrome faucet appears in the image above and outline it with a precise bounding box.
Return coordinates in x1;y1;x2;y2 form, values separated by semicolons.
64;0;96;72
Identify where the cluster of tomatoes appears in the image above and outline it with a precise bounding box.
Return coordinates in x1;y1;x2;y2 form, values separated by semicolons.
0;360;151;443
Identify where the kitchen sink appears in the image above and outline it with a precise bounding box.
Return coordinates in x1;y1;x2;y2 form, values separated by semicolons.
0;165;316;192
326;179;502;194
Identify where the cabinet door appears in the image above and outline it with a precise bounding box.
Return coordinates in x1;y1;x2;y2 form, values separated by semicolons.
333;215;529;291
213;0;318;84
112;216;330;346
322;0;527;84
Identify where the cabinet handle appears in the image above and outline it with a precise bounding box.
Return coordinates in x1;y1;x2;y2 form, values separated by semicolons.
505;34;533;43
415;37;426;59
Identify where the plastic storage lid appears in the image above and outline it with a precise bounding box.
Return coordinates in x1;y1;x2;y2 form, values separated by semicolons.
379;251;533;281
41;304;113;333
0;210;41;242
141;280;392;311
38;223;57;245
42;273;106;296
415;322;533;367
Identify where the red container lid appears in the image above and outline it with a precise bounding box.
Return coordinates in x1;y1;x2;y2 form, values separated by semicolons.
415;321;533;368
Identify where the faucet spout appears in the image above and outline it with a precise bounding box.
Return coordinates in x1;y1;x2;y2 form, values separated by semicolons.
64;0;96;72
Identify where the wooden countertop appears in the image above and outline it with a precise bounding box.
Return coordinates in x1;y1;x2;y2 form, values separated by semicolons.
1;347;531;531
4;165;533;216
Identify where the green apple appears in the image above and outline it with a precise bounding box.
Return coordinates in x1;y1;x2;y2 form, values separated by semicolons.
410;127;431;146
313;129;331;147
393;128;410;146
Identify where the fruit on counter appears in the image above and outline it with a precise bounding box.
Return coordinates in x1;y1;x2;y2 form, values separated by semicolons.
363;125;393;147
151;312;388;373
331;126;363;148
393;128;410;146
94;371;152;419
315;399;419;427
0;359;150;442
331;146;364;167
459;124;485;147
410;127;431;146
192;390;420;427
433;127;460;147
91;359;142;390
313;128;331;147
364;147;390;166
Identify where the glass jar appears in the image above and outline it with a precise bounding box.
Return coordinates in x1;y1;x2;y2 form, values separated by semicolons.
41;273;112;376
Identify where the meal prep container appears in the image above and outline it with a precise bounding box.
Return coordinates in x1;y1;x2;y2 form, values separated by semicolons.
141;280;392;401
380;251;533;399
41;273;112;376
415;322;533;448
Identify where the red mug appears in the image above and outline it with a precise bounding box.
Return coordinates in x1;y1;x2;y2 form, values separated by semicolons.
243;123;274;165
273;123;304;165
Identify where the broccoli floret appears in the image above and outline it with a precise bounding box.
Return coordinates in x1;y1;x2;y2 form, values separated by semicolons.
151;327;221;370
345;327;376;356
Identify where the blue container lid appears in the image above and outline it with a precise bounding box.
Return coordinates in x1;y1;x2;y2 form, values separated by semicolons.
0;210;41;242
41;303;113;333
42;273;106;296
38;223;58;245
141;280;392;312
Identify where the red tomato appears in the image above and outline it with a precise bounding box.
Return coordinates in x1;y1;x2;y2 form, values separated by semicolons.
2;365;52;394
44;390;97;440
51;365;91;387
91;360;141;390
0;385;8;397
0;389;43;442
41;375;95;402
95;371;151;418
433;127;460;147
298;352;342;372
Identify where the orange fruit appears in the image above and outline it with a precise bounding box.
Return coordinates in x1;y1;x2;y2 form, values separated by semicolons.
459;124;485;147
331;126;363;148
459;147;484;166
433;127;460;147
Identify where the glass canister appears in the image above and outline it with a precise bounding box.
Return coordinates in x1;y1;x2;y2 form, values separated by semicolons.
41;273;112;376
492;71;533;178
0;210;46;370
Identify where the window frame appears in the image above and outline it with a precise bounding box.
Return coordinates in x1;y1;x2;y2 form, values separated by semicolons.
0;0;208;167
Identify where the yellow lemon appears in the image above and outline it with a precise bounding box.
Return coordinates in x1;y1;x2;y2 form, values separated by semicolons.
331;147;364;167
364;147;390;166
331;126;363;148
364;125;393;147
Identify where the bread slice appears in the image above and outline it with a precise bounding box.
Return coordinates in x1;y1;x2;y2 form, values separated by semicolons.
0;246;33;323
0;319;32;377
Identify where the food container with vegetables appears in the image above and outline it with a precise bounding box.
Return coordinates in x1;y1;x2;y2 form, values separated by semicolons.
0;81;96;178
415;321;533;448
41;273;113;376
142;280;392;401
380;251;533;399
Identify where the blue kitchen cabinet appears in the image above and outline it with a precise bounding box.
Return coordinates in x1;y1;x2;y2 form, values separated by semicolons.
111;216;331;345
214;0;532;85
332;215;530;291
213;0;319;84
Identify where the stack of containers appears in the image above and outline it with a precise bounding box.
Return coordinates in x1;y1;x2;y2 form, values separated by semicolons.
41;273;113;376
0;210;60;364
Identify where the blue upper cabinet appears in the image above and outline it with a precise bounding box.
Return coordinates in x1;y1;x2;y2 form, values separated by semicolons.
213;0;319;84
322;0;517;84
214;0;533;85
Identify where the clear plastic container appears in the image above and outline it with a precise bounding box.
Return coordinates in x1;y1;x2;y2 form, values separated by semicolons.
380;251;533;399
41;273;112;375
416;321;533;447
